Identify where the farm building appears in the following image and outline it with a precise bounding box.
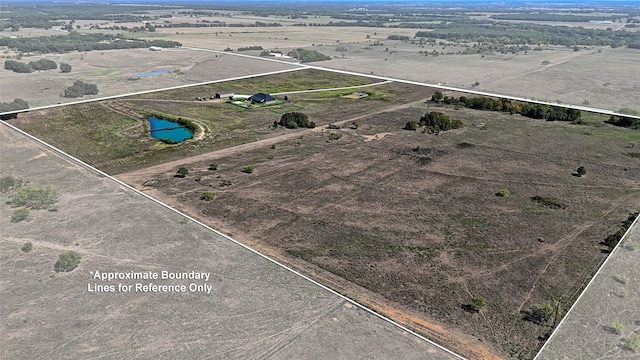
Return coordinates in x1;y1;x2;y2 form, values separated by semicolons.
248;93;276;104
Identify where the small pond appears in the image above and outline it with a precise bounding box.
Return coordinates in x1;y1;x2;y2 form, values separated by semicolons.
135;68;170;77
148;116;193;143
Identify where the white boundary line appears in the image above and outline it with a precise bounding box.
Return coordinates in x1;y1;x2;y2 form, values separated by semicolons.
533;213;640;359
0;120;467;360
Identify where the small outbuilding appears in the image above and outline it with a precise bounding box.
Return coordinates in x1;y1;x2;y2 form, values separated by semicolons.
248;93;276;104
212;91;235;99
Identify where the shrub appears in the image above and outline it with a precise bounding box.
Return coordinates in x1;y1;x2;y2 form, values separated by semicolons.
610;320;625;335
530;195;566;209
496;189;510;197
201;192;215;201
28;59;57;71
576;166;586;176
8;186;58;210
4;60;32;73
419;112;463;133
242;165;254;174
176;167;189;177
628;333;640;352
0;176;23;192
219;179;232;187
208;162;218;170
59;62;72;73
327;123;341;129
22;242;33;253
469;296;487;312
403;121;417;131
11;207;30;222
54;251;81;272
328;132;342;141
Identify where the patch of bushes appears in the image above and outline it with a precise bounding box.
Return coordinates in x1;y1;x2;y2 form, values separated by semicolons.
208;162;218;170
28;59;57;71
22;242;33;253
8;186;58;210
610;320;625;335
219;179;232;187
403;120;417;131
628;333;640;352
11;207;30;222
0;99;29;118
530;195;566;209
54;251;81;272
4;60;32;73
237;45;263;51
328;132;343;141
468;296;487;312
0;176;25;192
279;112;315;129
607;115;640;129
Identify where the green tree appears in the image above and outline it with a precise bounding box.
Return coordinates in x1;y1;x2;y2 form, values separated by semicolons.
279;112;315;129
59;62;72;73
431;90;444;103
576;166;586;176
4;60;32;73
208;162;218;170
63;80;98;98
28;59;57;70
54;251;81;272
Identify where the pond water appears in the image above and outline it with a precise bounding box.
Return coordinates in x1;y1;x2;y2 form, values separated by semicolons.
135;68;170;77
148;116;193;143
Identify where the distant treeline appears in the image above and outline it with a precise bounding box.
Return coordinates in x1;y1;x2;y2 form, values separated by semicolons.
432;92;582;123
0;99;29;119
489;13;621;22
416;22;640;48
0;33;181;54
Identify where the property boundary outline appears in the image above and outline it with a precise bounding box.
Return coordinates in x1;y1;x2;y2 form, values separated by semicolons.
0;119;468;360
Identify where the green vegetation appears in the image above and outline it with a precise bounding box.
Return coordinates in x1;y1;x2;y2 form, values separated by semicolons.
387;34;411;41
63;80;99;98
403;120;418;131
59;62;72;73
208;162;218;170
495;189;511;197
607;115;640;129
4;60;33;73
287;48;331;63
242;165;255;174
176;167;189;178
11;207;30;222
604;212;639;250
219;179;232;187
530;195;567;209
526;302;562;325
610;321;625;335
201;192;215;201
468;296;487;312
21;242;33;253
8;186;58;210
237;45;263;51
629;333;640;352
419;112;464;133
279;112;315;129
576;166;587;176
0;99;29;119
54;251;81;272
328;132;343;141
28;59;57;71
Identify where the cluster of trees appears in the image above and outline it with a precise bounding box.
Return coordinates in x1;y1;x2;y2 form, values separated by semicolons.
4;59;70;74
0;32;181;54
63;80;99;98
490;13;621;22
387;34;411;41
286;48;331;63
607;115;640;129
418;111;464;133
237;45;263;51
431;91;582;123
277;112;316;129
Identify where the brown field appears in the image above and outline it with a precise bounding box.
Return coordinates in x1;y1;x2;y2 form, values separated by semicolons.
0;123;461;360
9;69;640;359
